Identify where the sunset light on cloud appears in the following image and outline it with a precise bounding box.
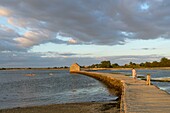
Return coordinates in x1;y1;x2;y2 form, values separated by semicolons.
0;7;11;16
0;0;170;67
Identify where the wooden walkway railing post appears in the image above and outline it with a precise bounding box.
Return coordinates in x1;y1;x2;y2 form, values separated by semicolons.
146;74;151;85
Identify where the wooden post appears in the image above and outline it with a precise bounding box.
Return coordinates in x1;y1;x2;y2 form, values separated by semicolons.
146;74;151;85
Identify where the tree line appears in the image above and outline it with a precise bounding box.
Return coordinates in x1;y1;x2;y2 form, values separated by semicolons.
88;57;170;68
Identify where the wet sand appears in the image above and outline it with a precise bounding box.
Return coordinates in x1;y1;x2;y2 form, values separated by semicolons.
0;102;119;113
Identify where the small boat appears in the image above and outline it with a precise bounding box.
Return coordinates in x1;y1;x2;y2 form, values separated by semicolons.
49;73;53;76
24;74;36;76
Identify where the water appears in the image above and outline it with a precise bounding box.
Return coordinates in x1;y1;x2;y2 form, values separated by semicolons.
1;69;169;109
0;70;117;109
95;69;170;94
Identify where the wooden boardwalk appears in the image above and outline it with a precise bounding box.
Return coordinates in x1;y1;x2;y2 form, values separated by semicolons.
77;71;170;113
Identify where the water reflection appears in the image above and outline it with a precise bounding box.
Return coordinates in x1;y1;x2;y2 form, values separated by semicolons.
0;70;117;109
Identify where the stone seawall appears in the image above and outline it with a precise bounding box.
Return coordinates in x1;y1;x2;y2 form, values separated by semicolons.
77;71;123;97
76;71;125;112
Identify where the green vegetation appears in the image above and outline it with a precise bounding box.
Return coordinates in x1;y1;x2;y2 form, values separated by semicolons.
89;61;116;68
88;57;170;68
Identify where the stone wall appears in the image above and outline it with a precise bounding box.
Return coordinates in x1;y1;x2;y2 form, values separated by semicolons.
76;71;123;97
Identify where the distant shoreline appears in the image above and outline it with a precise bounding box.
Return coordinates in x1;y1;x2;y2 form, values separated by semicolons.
1;67;170;71
83;67;170;71
0;68;69;71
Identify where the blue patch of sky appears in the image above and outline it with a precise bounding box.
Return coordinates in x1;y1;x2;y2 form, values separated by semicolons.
0;16;27;35
0;16;9;29
140;3;150;11
121;31;134;37
56;33;72;42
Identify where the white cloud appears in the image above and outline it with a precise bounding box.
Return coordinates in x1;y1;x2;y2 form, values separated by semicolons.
7;17;29;28
14;37;33;47
0;7;11;16
68;39;77;44
14;30;58;48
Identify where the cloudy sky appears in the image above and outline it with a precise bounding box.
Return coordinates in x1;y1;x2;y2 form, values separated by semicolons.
0;0;170;67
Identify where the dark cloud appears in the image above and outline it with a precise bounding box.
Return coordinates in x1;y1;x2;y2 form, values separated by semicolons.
132;48;157;50
59;53;91;56
59;53;78;56
37;51;91;58
141;48;156;50
0;0;170;51
0;25;23;51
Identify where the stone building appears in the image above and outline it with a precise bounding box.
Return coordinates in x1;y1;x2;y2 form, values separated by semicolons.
70;63;80;73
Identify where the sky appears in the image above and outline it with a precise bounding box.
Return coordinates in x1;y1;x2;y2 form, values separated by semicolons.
0;0;170;67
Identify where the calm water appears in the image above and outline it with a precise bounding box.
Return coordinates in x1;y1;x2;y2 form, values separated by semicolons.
0;70;117;109
96;69;170;94
1;69;169;109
